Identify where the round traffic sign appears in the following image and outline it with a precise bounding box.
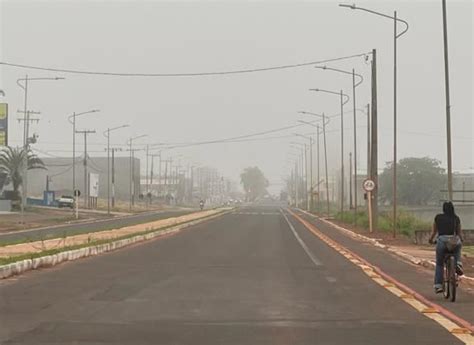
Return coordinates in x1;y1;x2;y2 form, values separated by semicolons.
363;179;376;192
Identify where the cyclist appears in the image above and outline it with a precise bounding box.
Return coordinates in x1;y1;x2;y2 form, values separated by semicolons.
428;201;464;293
199;199;205;211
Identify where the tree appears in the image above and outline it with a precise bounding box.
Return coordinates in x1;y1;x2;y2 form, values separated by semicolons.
240;167;269;201
0;146;46;200
379;157;445;206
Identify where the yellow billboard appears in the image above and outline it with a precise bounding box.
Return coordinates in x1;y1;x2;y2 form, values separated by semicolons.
0;103;8;146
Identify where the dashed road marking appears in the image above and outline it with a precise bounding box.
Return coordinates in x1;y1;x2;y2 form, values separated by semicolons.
287;208;474;345
232;211;281;216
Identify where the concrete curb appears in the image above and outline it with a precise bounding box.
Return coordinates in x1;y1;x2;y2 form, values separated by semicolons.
296;209;474;284
0;210;229;280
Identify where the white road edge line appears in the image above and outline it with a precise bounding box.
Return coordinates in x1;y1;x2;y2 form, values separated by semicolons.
280;208;322;267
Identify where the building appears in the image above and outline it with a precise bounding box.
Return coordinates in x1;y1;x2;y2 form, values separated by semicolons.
27;156;140;202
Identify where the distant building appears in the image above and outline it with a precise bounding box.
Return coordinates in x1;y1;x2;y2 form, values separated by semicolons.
27;156;140;201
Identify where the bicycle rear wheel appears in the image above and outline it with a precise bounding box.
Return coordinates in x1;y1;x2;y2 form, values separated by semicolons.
449;256;456;302
443;260;450;299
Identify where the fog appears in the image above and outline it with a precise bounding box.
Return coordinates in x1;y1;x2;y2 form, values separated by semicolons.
0;0;472;194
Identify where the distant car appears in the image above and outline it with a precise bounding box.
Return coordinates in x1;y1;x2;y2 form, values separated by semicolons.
57;195;75;209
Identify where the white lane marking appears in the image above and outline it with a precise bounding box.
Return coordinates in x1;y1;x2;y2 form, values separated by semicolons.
233;212;280;215
280;209;322;267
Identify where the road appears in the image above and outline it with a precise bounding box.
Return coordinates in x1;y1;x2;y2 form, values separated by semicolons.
0;204;471;344
0;209;196;245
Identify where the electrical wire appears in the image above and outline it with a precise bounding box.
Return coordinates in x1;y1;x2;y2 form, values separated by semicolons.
0;53;370;77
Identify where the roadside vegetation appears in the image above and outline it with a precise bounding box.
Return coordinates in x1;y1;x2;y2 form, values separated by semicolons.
309;202;431;237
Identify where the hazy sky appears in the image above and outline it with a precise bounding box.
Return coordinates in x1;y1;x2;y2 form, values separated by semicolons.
0;0;472;193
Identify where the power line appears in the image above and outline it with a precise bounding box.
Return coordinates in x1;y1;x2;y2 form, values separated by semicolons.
0;52;370;77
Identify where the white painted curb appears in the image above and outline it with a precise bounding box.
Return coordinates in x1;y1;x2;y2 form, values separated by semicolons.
0;211;229;280
296;209;474;284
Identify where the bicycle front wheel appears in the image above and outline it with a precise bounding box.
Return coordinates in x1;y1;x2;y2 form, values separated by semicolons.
449;256;456;302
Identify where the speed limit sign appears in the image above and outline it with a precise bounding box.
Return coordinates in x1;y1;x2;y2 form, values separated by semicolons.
363;179;376;192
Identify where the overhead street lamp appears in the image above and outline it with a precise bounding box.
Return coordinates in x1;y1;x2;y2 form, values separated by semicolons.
16;76;64;223
315;65;364;224
339;3;409;236
104;124;129;215
288;150;303;208
68;109;100;217
128;134;148;211
294;133;313;211
298;114;331;218
310;88;350;215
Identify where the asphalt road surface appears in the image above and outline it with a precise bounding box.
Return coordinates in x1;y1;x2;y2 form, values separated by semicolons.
0;209;196;245
0;205;470;344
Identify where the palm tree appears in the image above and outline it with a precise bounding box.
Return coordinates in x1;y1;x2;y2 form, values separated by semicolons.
0;146;46;200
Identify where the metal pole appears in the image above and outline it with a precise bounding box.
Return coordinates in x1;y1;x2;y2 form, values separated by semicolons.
317;125;320;212
21;75;28;222
132;150;135;206
304;144;309;210
309;137;313;212
349;152;353;210
158;153;162;198
393;11;398;237
111;149;115;208
367;103;371;178
295;161;298;208
442;0;453;201
352;69;358;225
340;90;344;215
72;113;76;198
323;114;330;217
83;132;87;208
107;128;110;215
371;49;378;230
129;140;132;211
146;145;149;207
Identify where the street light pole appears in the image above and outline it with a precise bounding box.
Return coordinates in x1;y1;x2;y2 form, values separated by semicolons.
314;66;364;223
103;124;129;215
17;76;64;222
127;135;147;211
68;109;99;218
442;0;453;201
339;3;409;237
76;129;96;209
309;88;350;215
298;113;331;217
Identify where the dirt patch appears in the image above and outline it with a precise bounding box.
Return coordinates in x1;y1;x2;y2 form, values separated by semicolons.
0;207;110;233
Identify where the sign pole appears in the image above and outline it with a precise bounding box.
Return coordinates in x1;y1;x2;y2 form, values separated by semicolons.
363;178;376;233
368;191;373;233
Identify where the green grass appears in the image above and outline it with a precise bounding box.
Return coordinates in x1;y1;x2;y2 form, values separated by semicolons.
463;246;474;257
0;210;227;266
332;209;431;238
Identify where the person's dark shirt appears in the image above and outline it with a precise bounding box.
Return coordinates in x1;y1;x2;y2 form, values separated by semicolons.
434;213;460;236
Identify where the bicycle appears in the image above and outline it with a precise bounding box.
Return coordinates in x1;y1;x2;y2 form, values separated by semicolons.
442;252;458;302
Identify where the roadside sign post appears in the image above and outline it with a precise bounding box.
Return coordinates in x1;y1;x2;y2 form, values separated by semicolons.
74;189;81;219
363;179;376;233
